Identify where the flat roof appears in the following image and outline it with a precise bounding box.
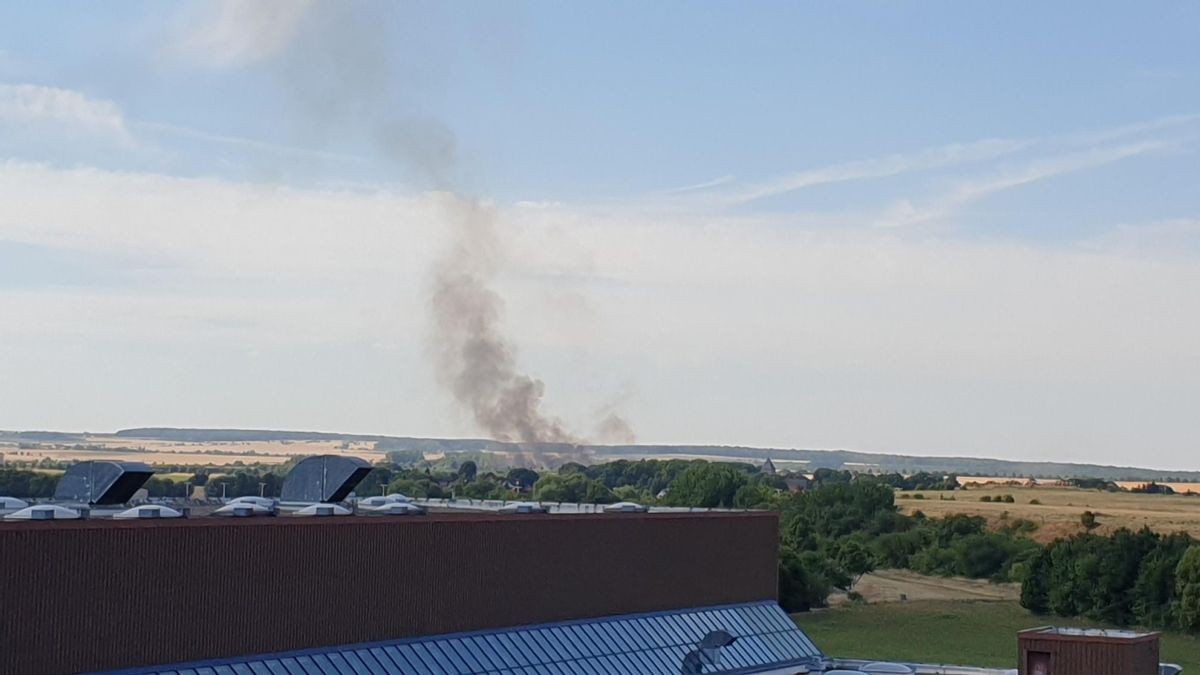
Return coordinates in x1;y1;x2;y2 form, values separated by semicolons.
1020;625;1160;643
0;508;775;531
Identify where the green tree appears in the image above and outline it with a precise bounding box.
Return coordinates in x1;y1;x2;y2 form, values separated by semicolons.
664;463;748;508
506;467;540;491
833;537;874;590
458;461;478;484
1175;545;1200;630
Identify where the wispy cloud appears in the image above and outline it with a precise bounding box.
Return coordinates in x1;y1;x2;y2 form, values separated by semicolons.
875;140;1172;228
658;175;736;195
177;0;315;68
705;114;1200;214
0;83;131;142
722;138;1029;206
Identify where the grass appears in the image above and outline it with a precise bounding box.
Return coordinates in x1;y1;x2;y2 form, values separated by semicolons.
794;600;1200;671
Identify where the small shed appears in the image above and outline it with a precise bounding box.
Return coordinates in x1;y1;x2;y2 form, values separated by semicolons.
1018;626;1160;675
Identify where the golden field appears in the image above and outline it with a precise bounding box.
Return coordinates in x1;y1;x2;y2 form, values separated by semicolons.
1;436;385;466
900;485;1200;543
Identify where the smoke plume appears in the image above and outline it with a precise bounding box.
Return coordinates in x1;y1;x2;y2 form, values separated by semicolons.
429;196;578;444
180;1;632;448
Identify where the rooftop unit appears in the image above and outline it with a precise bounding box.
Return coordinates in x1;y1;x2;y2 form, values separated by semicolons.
4;504;83;521
52;460;154;506
279;455;371;504
1018;626;1168;675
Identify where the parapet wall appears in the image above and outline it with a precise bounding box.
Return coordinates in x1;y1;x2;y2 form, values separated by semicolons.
0;511;778;674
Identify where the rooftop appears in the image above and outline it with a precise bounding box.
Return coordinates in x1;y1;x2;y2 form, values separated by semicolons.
1021;625;1160;642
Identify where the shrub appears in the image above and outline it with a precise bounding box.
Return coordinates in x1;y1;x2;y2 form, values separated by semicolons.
1030;498;1042;505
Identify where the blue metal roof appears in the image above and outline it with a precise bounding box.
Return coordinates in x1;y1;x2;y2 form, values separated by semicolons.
104;602;822;675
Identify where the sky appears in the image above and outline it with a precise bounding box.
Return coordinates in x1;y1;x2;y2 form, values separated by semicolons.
0;1;1198;469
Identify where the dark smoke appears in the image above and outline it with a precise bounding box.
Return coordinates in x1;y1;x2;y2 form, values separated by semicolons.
429;196;578;444
208;1;633;449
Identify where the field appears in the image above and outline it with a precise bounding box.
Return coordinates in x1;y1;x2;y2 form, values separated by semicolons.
960;476;1200;494
795;600;1200;670
828;569;1018;606
1;436;385;466
898;485;1200;543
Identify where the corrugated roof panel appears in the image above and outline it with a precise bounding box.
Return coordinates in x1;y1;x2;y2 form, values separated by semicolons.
105;602;821;675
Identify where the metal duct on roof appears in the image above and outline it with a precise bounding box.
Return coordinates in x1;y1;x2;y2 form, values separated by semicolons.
52;460;154;506
279;455;371;503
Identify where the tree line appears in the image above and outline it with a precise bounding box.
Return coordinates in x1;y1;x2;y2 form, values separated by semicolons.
1020;527;1200;631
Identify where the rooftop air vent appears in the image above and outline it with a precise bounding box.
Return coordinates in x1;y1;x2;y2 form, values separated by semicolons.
5;505;82;521
53;460;154;506
497;501;547;514
280;455;371;504
1;496;29;510
227;496;275;509
113;505;184;520
359;494;412;508
214;502;271;517
603;501;649;513
364;502;425;516
293;503;352;517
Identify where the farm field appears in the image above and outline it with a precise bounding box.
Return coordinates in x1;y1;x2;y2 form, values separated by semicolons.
898;485;1200;543
827;569;1018;606
1;436;385;466
794;599;1200;671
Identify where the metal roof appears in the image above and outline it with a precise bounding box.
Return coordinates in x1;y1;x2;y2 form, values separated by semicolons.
280;455;371;503
53;460;154;505
102;602;822;675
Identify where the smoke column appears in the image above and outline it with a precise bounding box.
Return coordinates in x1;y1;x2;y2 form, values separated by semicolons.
428;195;578;444
191;1;631;448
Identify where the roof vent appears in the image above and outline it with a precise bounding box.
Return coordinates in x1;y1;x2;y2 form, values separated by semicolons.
293;503;352;517
364;502;425;516
604;501;649;513
358;494;413;508
1;496;29;510
228;496;275;509
5;505;83;521
497;501;547;514
214;502;271;517
113;505;184;520
280;455;371;503
53;460;154;505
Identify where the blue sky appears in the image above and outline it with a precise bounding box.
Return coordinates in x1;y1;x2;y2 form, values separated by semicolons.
1;2;1198;468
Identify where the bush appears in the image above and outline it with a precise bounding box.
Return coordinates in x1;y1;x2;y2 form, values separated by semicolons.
1030;498;1042;505
912;493;926;500
1003;494;1016;504
979;495;993;502
1081;511;1100;530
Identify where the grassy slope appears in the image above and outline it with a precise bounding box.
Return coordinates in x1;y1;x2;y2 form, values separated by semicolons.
794;600;1200;671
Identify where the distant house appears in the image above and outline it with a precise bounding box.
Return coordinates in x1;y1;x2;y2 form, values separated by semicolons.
760;458;777;475
784;477;811;493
